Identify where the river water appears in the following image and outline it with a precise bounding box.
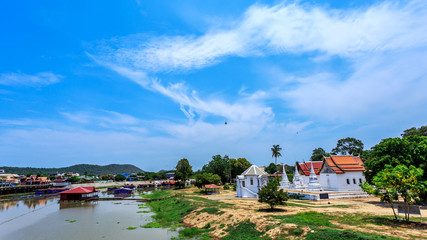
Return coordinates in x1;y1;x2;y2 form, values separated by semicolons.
0;192;178;240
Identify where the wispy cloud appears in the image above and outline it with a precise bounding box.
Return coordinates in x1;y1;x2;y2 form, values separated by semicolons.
61;110;142;127
94;0;427;73
0;72;63;86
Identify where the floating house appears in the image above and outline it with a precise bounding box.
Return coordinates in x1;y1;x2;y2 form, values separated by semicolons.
114;188;133;194
35;187;68;195
60;187;98;201
236;165;268;198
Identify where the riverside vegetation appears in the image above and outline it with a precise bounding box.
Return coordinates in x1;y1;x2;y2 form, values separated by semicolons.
140;188;426;240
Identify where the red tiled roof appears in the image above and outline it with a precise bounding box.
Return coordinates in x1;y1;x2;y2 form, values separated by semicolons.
298;161;323;176
60;187;96;194
322;156;365;174
204;184;220;189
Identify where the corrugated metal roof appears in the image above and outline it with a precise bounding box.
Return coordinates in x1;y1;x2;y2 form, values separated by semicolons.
60;187;96;194
240;165;267;176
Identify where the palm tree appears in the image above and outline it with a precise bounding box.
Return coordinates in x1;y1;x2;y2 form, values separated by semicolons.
271;145;282;166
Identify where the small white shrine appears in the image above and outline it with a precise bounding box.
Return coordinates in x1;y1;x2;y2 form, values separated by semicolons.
236;165;268;198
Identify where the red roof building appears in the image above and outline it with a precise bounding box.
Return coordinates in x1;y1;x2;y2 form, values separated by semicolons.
320;155;365;174
297;161;323;176
60;187;98;201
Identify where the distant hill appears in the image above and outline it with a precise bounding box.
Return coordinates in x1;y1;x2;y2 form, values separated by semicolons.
0;164;144;176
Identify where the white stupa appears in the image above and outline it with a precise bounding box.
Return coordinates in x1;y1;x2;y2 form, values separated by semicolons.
280;164;290;189
307;160;322;191
292;167;305;190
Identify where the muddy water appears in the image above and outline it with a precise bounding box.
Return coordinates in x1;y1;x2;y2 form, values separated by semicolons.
0;196;177;240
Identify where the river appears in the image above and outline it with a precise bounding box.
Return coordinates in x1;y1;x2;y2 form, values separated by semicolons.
0;191;178;239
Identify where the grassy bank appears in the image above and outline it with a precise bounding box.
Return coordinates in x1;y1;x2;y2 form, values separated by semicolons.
140;188;423;239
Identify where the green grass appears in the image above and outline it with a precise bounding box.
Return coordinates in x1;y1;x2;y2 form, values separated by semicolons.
137;210;150;213
146;193;195;228
179;227;206;238
290;227;304;236
305;228;399;240
198;207;225;215
272;211;334;228
141;190;172;199
286;202;349;208
222;222;270;240
141;222;163;228
185;196;234;209
126;226;137;230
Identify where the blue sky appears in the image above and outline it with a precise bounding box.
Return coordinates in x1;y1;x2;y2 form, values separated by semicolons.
1;0;426;171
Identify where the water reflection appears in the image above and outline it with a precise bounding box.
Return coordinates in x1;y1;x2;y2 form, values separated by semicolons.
0;197;178;240
59;200;98;209
0;197;55;211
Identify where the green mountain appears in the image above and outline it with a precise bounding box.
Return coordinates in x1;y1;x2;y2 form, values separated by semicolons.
0;164;144;176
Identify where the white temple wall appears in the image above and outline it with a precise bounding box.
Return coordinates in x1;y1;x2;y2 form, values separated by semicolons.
320;172;365;191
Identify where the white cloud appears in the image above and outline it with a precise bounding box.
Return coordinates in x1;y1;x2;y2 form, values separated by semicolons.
282;48;427;122
94;0;427;73
61;110;142;128
0;72;63;86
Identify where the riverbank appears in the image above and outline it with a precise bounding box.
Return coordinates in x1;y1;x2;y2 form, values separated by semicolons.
143;187;427;239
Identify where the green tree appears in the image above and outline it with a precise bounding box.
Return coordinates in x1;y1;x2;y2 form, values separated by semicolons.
175;158;193;181
265;163;277;174
114;174;126;182
202;155;230;183
258;179;288;209
68;176;80;183
230;158;252;180
361;165;426;221
194;172;221;188
401;125;427;137
331;137;364;155
310;147;327;162
271;145;282;165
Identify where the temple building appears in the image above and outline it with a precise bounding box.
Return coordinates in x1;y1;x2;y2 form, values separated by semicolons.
319;155;366;191
236;165;268;198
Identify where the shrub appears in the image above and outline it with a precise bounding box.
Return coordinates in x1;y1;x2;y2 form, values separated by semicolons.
232;182;237;191
223;184;230;190
258;179;288;209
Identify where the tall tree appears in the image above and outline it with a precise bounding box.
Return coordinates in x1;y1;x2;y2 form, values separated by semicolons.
361;165;426;221
401;125;427;137
271;145;282;165
265;162;277;174
202;155;230;183
331;137;364;155
194;173;221;189
175;158;193;181
363;135;427;202
310;147;327;162
230;158;252;180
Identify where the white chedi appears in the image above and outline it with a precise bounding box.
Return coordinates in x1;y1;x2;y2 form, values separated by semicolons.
280;164;290;189
307;161;322;191
291;167;305;190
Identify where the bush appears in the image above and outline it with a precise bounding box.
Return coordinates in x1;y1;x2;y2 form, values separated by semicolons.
114;174;126;182
175;181;186;189
232;182;237;191
223;184;230;190
258;179;288;209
